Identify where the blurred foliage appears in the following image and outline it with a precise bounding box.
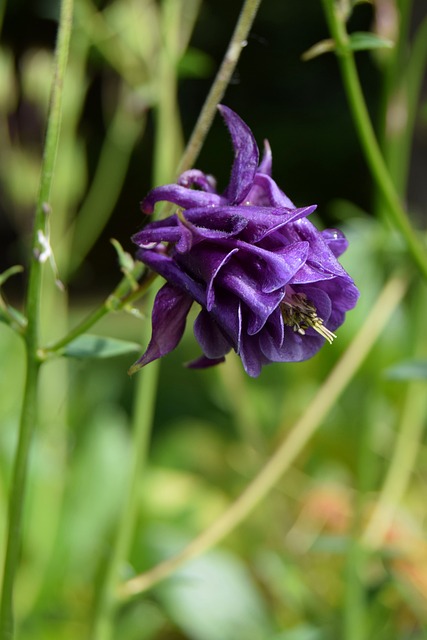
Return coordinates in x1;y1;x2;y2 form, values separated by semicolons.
1;0;427;639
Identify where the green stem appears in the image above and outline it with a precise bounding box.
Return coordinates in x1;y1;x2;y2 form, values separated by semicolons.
396;14;427;198
118;274;408;599
176;0;263;175
43;266;154;355
0;355;39;640
0;0;73;637
362;285;427;549
66;104;144;277
343;538;367;640
90;316;160;640
321;0;427;282
0;0;6;37
44;0;264;354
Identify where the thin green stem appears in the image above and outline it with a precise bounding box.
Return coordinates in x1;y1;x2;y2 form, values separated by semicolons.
118;273;408;599
321;0;427;282
176;0;263;175
43;267;155;355
0;0;74;637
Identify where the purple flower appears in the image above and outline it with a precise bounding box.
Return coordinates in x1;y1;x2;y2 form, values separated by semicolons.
130;106;359;377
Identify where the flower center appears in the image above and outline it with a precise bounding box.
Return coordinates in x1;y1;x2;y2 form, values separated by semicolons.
281;291;336;344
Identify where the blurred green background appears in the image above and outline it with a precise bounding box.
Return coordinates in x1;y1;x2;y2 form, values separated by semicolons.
1;0;427;638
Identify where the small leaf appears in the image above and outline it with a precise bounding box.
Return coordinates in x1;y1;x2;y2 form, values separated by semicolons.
385;359;427;381
178;48;214;78
0;265;24;286
111;238;135;273
348;32;394;52
301;39;335;61
62;334;141;359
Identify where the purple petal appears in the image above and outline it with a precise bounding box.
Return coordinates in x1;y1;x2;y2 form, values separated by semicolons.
176;246;239;310
178;170;217;193
193;309;232;358
139;251;207;307
186;355;226;369
129;284;193;372
247;173;295;208
321;228;349;257
231;240;309;293
257;140;272;176
235;205;317;243
208;293;242;353
141;184;225;213
279;329;324;362
238;332;268;377
285;218;351;279
217;261;284;334
133;217;182;247
218;105;259;204
259;314;287;362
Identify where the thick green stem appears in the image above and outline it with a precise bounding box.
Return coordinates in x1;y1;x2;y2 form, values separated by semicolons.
321;0;427;282
0;0;74;636
0;355;39;640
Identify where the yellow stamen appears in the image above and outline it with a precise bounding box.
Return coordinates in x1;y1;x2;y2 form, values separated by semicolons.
281;292;336;344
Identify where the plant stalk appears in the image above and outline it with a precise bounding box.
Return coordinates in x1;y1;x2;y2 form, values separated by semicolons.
321;0;427;282
0;0;74;637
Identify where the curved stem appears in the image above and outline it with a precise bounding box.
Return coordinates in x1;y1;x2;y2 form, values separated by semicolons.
321;0;427;282
176;0;263;175
0;0;74;637
118;273;408;599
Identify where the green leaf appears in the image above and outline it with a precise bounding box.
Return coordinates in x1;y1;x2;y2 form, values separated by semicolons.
385;359;427;381
151;529;275;640
302;32;393;62
348;32;394;52
62;334;141;359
